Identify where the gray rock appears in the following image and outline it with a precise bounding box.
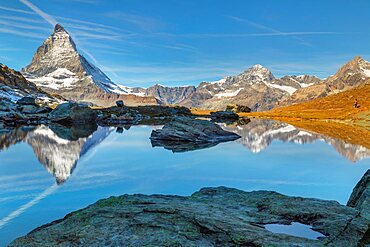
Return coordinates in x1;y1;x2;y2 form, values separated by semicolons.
347;169;370;219
150;117;240;147
18;104;40;114
210;110;239;122
9;187;370;247
16;96;36;106
48;102;97;124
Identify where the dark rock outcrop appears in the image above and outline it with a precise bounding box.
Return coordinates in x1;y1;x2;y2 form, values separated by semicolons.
9;187;370;246
116;100;124;107
48;102;97;124
150;116;240;147
347;169;370;219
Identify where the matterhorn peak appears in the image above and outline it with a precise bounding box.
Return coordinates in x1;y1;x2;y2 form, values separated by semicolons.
251;64;265;70
21;24;126;97
54;23;66;33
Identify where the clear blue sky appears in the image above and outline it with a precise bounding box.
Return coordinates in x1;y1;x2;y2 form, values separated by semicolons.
1;0;370;87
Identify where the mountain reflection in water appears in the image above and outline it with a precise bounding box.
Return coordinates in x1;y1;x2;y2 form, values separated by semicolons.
221;119;370;163
0;124;113;184
0;119;369;185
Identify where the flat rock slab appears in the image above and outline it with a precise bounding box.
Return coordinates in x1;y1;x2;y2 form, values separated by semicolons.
10;187;369;247
150;117;240;151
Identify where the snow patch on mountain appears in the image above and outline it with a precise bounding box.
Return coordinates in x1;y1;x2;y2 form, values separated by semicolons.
215;88;244;98
264;82;297;95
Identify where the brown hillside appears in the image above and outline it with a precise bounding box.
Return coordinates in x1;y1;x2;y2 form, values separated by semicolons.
244;82;370;121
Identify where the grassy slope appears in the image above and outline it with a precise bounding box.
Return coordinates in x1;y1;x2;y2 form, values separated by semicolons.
243;83;370;122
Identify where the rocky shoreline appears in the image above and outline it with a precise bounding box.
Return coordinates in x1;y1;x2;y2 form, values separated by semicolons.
9;170;370;247
0;97;193;129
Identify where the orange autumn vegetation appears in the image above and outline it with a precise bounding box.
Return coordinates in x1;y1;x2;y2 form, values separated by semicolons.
242;83;370;121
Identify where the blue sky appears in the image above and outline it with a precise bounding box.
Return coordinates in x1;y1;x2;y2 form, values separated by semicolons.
1;0;370;87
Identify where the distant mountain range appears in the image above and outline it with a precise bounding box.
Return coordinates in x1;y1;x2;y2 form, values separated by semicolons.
1;24;370;111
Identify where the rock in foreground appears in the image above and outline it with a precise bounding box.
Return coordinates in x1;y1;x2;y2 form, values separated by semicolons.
10;187;370;247
150;117;240;152
347;169;370;219
48;102;97;124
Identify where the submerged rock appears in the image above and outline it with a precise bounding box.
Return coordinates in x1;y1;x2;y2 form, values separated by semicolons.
210;110;239;122
48;102;97;124
150;117;240;152
9;187;370;246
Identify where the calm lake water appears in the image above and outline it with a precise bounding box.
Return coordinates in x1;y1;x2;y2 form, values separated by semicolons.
0;119;369;245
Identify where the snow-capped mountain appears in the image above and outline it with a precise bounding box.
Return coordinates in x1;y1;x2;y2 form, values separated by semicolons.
21;24;157;107
178;64;321;111
281;56;370;105
22;24;123;94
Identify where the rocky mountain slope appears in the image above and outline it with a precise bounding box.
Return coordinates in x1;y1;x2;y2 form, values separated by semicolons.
21;24;157;107
0;63;55;104
281;56;370;105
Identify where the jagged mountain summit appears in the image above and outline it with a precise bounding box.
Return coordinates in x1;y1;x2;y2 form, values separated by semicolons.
22;24;123;93
21;24;157;107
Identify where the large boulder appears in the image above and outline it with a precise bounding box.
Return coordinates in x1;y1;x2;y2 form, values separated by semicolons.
9;187;370;246
48;102;97;124
347;169;370;219
210;110;239;122
150;117;240;152
150;116;240;143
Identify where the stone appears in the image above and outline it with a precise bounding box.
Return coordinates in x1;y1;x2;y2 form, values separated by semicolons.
150;116;240;143
235;104;252;113
16;96;36;106
18;104;40;114
210;110;239;122
116;100;124;107
48;102;97;124
9;187;370;247
347;169;370;219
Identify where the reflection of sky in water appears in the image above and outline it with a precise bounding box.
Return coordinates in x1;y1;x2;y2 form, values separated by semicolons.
0;124;369;245
265;222;325;240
